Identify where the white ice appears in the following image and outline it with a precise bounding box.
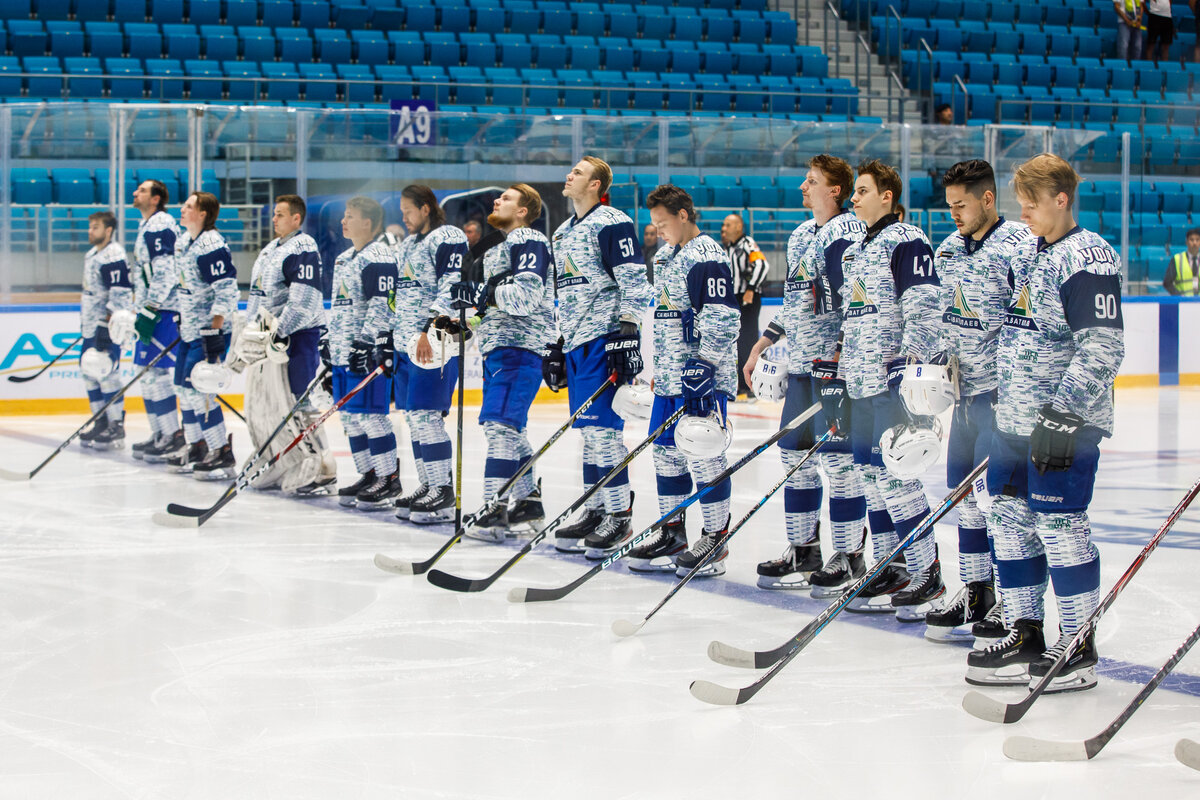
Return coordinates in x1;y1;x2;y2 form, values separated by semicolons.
1;386;1199;799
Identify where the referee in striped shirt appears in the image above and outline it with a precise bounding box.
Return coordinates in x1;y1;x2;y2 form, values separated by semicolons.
721;214;770;400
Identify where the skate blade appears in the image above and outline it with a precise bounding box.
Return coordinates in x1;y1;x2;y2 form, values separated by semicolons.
92;441;126;451
168;466;195;475
924;624;978;644
355;501;398;512
338;496;358;507
463;528;506;544
130;451;145;460
809;582;854;599
584;541;632;561
193;469;234;482
895;596;946;623
393;508;412;520
676;562;726;579
508;519;544;535
1036;667;1097;695
845;595;899;614
553;540;588;554
292;485;334;498
410;511;454;525
964;664;1031;687
756;574;814;590
627;557;679;574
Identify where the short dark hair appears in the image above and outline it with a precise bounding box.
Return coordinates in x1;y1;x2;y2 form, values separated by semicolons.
1187;228;1200;238
88;210;117;231
936;103;952;114
147;179;169;211
276;193;306;223
346;195;384;236
856;159;903;207
645;184;696;222
401;184;446;228
463;219;482;233
189;191;220;232
942;159;997;199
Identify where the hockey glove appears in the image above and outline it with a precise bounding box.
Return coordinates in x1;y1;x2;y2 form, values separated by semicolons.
681;357;717;418
348;338;373;375
373;330;395;377
93;320;113;352
200;327;226;363
541;337;567;392
604;322;643;385
449;281;485;311
1030;403;1085;475
432;315;473;342
886;356;912;394
135;305;160;345
812;359;848;436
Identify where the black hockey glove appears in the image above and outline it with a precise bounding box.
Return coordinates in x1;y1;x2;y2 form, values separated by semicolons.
348;338;372;374
93;320;113;352
373;330;395;377
604;322;643;385
886;356;912;395
812;359;848;436
449;281;484;311
432;315;473;342
200;327;226;363
319;335;332;371
541;337;567;392
681;357;717;417
1030;403;1085;475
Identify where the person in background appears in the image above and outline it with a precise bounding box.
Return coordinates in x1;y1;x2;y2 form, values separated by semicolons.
896;203;907;224
935;103;954;125
1115;0;1145;61
1165;228;1200;296
1144;0;1174;63
463;219;483;250
720;213;769;400
642;222;660;282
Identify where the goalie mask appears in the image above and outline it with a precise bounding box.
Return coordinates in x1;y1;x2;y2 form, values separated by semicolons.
407;328;461;370
674;412;732;459
879;419;942;480
612;382;653;421
750;357;787;403
190;360;235;394
79;347;115;380
899;363;956;417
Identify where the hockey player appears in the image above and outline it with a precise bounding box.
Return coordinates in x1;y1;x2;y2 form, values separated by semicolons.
130;179;184;463
78;211;133;449
543;157;652;558
237;193;336;495
627;184;739;577
966;154;1124;694
329;196;401;510
837;159;944;619
922;160;1030;643
743;155;869;593
390;185;468;524
449;184;555;541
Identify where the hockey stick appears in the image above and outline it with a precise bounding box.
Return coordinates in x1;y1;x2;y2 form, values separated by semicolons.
689;458;985;706
215;394;248;424
1003;618;1200;762
506;402;823;605
452;307;468;564
151;366;385;528
373;372;618;576
1175;739;1200;771
160;365;332;518
612;428;833;638
0;336;182;482
6;334;84;383
963;471;1200;724
426;406;687;593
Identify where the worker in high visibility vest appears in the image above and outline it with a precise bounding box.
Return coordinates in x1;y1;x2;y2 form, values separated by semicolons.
1115;0;1145;61
1164;228;1200;296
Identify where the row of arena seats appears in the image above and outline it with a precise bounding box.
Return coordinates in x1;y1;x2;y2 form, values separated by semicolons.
931;84;1199;127
8;205;246;253
9;167;219;205
905;55;1198;99
845;0;1163;27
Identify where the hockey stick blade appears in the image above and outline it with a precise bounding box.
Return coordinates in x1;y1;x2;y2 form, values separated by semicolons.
507;564;601;604
1175;739;1200;771
706;640;763;669
688;679;747;706
960;690;1015;724
610;618;644;638
7;334;83;383
0;467;32;481
426;544;532;593
152;510;202;529
1003;736;1093;762
375;533;463;576
374;552;418;575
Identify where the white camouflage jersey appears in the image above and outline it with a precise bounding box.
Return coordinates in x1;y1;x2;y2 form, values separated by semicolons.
174;228;239;342
476;227;556;357
550;204;651;351
81;240;133;337
650;234;739;397
133;210;180;312
328;240;399;366
995;227;1124;437
838;216;940;399
392;224;468;342
934;218;1031;397
245;231;325;336
774;210;865;375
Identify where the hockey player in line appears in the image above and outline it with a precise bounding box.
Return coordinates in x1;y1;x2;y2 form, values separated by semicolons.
236;194;336;496
130;179;184;464
389;185;469;524
329;196;402;510
835;159;944;619
165;191;239;479
543;156;652;559
921;160;1031;644
78;211;134;450
966;153;1124;694
626;184;740;578
743;155;871;593
447;184;555;541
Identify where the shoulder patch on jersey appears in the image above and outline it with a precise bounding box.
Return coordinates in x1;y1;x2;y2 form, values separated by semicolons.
1003;284;1039;331
844;277;879;318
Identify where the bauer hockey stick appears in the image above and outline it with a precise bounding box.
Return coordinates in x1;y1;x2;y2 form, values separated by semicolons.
506;402;823;604
426;406;688;593
1175;739;1200;771
612;428;833;638
152;366;385;528
6;334;84;383
0;336;182;481
689;458;986;706
373;372;618;576
963;470;1200;724
1005;618;1200;762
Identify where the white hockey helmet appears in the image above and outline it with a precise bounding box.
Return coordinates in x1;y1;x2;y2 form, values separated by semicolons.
899;363;956;417
879;420;942;480
108;309;137;347
79;347;115;380
674;413;732;459
190;360;235;394
407;328;461;370
612;382;653;421
750;357;787;403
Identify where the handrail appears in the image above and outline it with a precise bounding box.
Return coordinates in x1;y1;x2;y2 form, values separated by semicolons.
951;74;969;124
916;36;934;117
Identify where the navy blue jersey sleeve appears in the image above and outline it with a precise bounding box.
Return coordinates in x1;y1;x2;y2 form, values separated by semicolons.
890;239;939;294
596;220;643;280
1061;271;1124;332
99;258;132;289
143;228;176;260
282;250;323;289
820;238;854;313
685;259;738;312
509;240;550;280
196;247;235;285
361;260;399;299
434;240;467;280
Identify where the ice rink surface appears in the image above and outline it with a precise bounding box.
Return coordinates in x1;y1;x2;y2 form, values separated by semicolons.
2;386;1200;799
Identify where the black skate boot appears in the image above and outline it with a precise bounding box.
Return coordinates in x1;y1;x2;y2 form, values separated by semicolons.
131;431;156;459
90;417;126;450
167;439;208;474
393;483;429;520
294;474;337;497
891;559;947;622
845;558;910;613
809;549;867;599
143;428;185;464
356;471;402;510
925;581;996;644
193;436;235;481
338;470;376;507
627;516;688;573
464;500;509;543
583;504;634;560
674;518;730;578
972;598;1009;648
553;506;605;554
1029;630;1099;694
965;618;1046;687
507;480;544;533
756;541;823;590
79;415;108;448
410;485;455;525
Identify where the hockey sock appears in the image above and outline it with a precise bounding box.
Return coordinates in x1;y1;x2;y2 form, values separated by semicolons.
404;411;428;486
652;444;692;519
957;493;993;584
342;414;373;474
823;452;866;552
483;421;522;502
198;401;227;451
782;447;821;546
364;414;397;475
873;465;936;573
409;409;449;487
513;431;534;499
691;452;731;533
181;407;201;445
992;496;1049;627
143;367;178;437
100;370;124;423
861;465;900;560
582;461;603;511
85;381;106;416
587;427;631;514
1040;510;1101;636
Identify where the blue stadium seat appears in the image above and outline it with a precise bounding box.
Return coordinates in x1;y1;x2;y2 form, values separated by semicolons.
336;63;375;103
145;59;184;99
704;12;736;44
125;23;162;60
278;29;313;63
602;43;634;72
64;56;104;98
203;28;239;62
48;22;84;59
185;59;224;100
261;62;299;102
188;0;221;25
800;48;828;77
350;30;388;65
763;43;797;76
439;4;471;33
606;5;639;39
9;21;48;58
1025;62;1052;86
262;0;294;28
165;25;200;61
765;11;797;44
673;13;702;41
699;41;733;73
85;22;124;59
668;47;700;75
151;0;184;24
732;42;767;75
239;29;275;63
224;0;257;27
221;61;258;100
473;4;505;34
112;0;146;23
71;0;107;22
298;1;330;29
299;63;336;101
13;168;53;205
106;57;145;98
738;16;767;44
332;1;370;31
536;43;568;70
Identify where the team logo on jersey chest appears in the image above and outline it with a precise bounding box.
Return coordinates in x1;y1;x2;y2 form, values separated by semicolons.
943;283;984;330
396;261;421;290
557;255;590;288
786;258;814;292
1003;285;1039;330
333;278;352;307
844;278;879;318
653;285;681;319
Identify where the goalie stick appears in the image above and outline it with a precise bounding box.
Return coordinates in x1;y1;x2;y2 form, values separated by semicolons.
963;470;1200;724
6;334;84;383
688;458;986;706
505;402;823;605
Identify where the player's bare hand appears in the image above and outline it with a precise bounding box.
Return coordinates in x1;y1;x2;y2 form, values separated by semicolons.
415;332;434;365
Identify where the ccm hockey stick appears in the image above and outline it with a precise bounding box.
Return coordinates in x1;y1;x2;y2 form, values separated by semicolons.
6;334;84;383
373;372;617;576
689;459;986;706
506;402;823;604
963;471;1200;723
